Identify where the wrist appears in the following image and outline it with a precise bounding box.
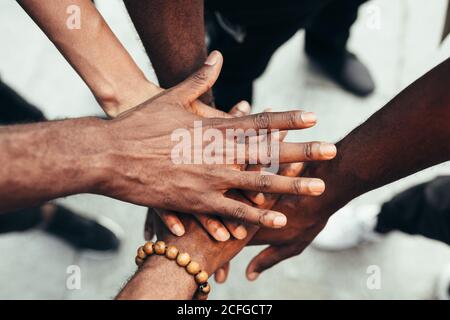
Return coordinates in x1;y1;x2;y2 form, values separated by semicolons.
97;79;162;118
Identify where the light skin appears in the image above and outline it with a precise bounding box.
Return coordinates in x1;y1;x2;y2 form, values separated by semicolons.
18;0;160;117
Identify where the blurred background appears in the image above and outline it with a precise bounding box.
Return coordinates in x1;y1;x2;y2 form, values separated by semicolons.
0;0;450;299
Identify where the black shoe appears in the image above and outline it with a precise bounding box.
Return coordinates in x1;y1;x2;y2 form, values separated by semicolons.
306;48;375;97
44;205;122;252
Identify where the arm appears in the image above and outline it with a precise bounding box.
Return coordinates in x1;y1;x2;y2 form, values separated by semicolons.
124;0;213;103
18;0;160;117
116;214;258;299
247;57;450;277
0;57;330;229
0;117;107;212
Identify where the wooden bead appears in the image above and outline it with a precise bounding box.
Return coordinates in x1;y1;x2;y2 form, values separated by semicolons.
194;291;209;300
154;241;166;255
176;252;191;267
195;271;209;284
165;245;179;260
137;246;147;260
135;256;144;267
186;261;201;275
143;242;154;255
199;282;211;294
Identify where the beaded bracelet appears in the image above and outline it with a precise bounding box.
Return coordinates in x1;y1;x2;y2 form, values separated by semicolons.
135;241;211;300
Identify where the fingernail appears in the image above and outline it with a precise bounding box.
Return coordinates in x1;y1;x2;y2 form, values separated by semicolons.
273;214;287;228
205;51;220;66
309;179;325;194
237;101;251;113
172;224;185;237
254;193;266;205
215;269;225;283
247;272;260;281
234;225;248;239
320;143;337;158
301;112;317;125
216;228;230;241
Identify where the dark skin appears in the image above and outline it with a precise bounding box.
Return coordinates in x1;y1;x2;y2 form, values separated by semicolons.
0;53;334;217
116;214;258;299
146;57;450;282
124;0;211;103
246;56;450;279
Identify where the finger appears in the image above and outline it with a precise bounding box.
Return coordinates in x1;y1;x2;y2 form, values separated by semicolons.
244;141;336;164
195;214;230;242
222;218;248;240
215;262;230;284
250;162;305;207
144;209;157;241
243;129;288;206
155;209;185;237
246;244;303;281
166;51;223;105
207;110;317;132
192;100;232;118
278;142;337;163
191;100;250;119
228;101;251;117
225;171;326;196
212;197;287;228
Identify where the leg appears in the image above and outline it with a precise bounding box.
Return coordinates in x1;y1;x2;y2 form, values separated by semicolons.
304;0;375;96
376;176;450;245
206;4;305;111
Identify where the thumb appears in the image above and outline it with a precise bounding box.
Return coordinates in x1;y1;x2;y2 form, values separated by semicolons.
245;244;302;281
168;50;223;105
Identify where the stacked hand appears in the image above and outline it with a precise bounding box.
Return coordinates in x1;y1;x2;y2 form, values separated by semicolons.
139;52;339;284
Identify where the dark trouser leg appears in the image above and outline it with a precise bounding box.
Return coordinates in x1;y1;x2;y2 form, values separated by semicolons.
207;9;304;111
375;176;450;246
304;0;374;96
305;0;368;56
0;79;46;125
0;207;43;234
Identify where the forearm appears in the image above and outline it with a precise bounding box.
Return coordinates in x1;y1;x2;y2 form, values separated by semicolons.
124;0;212;103
18;0;159;116
319;57;450;211
0;118;108;212
117;215;258;300
116;255;197;300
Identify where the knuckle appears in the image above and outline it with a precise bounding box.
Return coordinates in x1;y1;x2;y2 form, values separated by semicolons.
231;205;247;220
191;71;209;87
303;142;313;160
286;111;302;129
256;174;272;191
254;112;271;130
292;179;304;195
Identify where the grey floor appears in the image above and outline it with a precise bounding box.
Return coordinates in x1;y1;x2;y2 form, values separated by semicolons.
1;0;450;299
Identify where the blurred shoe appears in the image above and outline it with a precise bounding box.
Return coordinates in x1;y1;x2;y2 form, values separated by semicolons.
435;264;450;300
43;204;123;252
311;204;381;251
306;48;375;97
